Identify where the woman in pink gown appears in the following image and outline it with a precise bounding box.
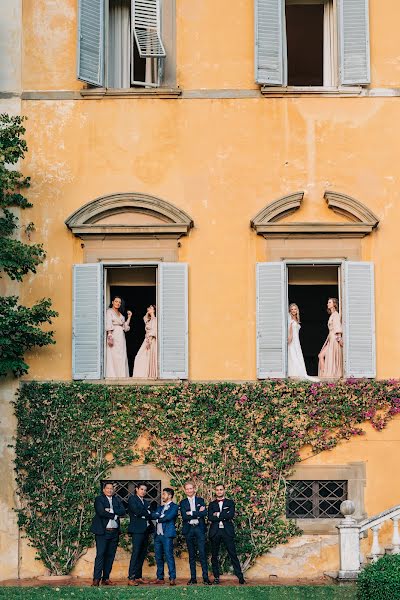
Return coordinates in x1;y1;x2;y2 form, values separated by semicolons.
105;296;132;378
132;305;157;379
318;298;343;378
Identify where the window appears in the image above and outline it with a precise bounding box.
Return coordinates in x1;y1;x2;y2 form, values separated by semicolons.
78;0;175;88
286;0;335;87
286;480;348;518
255;0;370;87
256;260;376;379
102;479;161;509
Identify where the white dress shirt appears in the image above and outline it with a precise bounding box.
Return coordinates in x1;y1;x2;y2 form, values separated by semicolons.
188;496;199;525
106;495;118;529
156;501;172;535
218;500;224;528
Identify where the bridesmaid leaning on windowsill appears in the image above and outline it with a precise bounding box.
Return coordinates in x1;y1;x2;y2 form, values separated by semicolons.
318;297;343;379
105;296;132;378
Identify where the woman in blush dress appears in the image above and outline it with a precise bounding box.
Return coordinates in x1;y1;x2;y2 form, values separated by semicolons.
318;297;343;379
132;305;157;379
287;303;313;380
105;296;132;378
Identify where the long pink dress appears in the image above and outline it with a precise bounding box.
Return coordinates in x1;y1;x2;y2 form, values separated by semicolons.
318;311;343;378
132;316;157;378
105;308;130;378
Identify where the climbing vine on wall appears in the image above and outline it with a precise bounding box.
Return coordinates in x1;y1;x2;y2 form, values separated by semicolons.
14;379;400;575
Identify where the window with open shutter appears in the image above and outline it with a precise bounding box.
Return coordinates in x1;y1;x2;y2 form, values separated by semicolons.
256;262;287;378
158;262;188;379
343;261;375;377
72;263;104;380
132;0;166;58
255;0;286;85
338;0;370;85
77;0;105;86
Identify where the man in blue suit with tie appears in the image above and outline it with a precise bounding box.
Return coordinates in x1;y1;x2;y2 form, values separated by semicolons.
150;487;179;586
179;481;211;585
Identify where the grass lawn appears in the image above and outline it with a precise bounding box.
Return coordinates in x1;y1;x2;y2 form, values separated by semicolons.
0;586;357;599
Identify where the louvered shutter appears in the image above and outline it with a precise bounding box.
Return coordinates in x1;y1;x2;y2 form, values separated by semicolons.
158;263;188;379
256;262;287;378
77;0;105;86
132;0;166;58
343;262;375;377
338;0;370;85
72;264;103;380
255;0;286;85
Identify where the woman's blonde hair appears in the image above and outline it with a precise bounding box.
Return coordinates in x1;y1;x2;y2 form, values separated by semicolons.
289;303;300;323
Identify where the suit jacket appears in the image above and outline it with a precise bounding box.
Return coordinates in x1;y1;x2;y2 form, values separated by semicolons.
179;496;207;536
151;502;179;538
128;494;152;534
208;498;236;538
91;493;126;535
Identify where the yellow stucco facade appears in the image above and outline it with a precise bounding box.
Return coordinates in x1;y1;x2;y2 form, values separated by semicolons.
1;0;400;582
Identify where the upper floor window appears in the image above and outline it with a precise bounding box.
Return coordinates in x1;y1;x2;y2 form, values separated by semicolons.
255;0;370;87
78;0;175;89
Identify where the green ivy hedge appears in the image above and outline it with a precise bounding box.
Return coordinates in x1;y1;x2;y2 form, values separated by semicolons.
357;554;400;599
14;379;400;575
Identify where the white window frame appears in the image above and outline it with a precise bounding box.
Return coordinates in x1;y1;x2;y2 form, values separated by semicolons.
285;0;338;87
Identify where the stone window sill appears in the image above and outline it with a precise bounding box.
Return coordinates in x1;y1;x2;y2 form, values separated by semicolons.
80;87;182;99
261;86;363;97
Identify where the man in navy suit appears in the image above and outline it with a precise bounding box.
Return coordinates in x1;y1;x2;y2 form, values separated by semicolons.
127;482;152;586
150;487;179;586
208;483;245;585
179;481;211;585
91;482;126;586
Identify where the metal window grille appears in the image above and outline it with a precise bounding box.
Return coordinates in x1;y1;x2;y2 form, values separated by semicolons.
286;480;348;519
102;480;161;510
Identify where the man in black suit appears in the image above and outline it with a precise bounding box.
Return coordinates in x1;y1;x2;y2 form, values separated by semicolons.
127;482;152;586
179;481;211;585
208;483;245;585
91;482;126;586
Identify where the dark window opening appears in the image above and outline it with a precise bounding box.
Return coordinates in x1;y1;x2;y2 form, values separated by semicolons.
286;3;324;86
288;265;339;376
286;480;348;518
102;479;161;511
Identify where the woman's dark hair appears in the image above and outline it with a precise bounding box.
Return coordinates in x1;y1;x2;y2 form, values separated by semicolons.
109;296;126;314
146;304;156;319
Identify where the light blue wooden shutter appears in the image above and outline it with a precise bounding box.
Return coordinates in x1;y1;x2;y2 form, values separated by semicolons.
132;0;166;57
343;261;375;377
338;0;370;85
158;263;188;379
77;0;105;86
72;264;103;379
255;0;286;85
256;262;287;378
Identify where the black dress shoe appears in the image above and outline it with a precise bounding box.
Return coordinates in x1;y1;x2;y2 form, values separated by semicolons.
238;577;246;584
91;579;100;587
203;578;212;585
213;578;220;585
187;579;197;585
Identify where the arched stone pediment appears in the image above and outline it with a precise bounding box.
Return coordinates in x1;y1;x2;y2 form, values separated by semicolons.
251;191;379;238
65;192;194;239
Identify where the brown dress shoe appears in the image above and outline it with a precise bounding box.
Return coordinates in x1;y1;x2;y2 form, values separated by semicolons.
151;579;165;585
101;579;116;586
135;578;147;584
91;579;100;587
170;579;176;586
128;580;139;586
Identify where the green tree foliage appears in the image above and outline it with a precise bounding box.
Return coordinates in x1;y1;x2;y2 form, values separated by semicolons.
0;113;57;377
14;379;400;575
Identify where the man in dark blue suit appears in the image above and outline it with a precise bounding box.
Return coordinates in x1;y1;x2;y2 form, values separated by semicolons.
150;487;179;586
208;483;245;585
127;482;152;586
179;481;211;585
91;482;126;586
